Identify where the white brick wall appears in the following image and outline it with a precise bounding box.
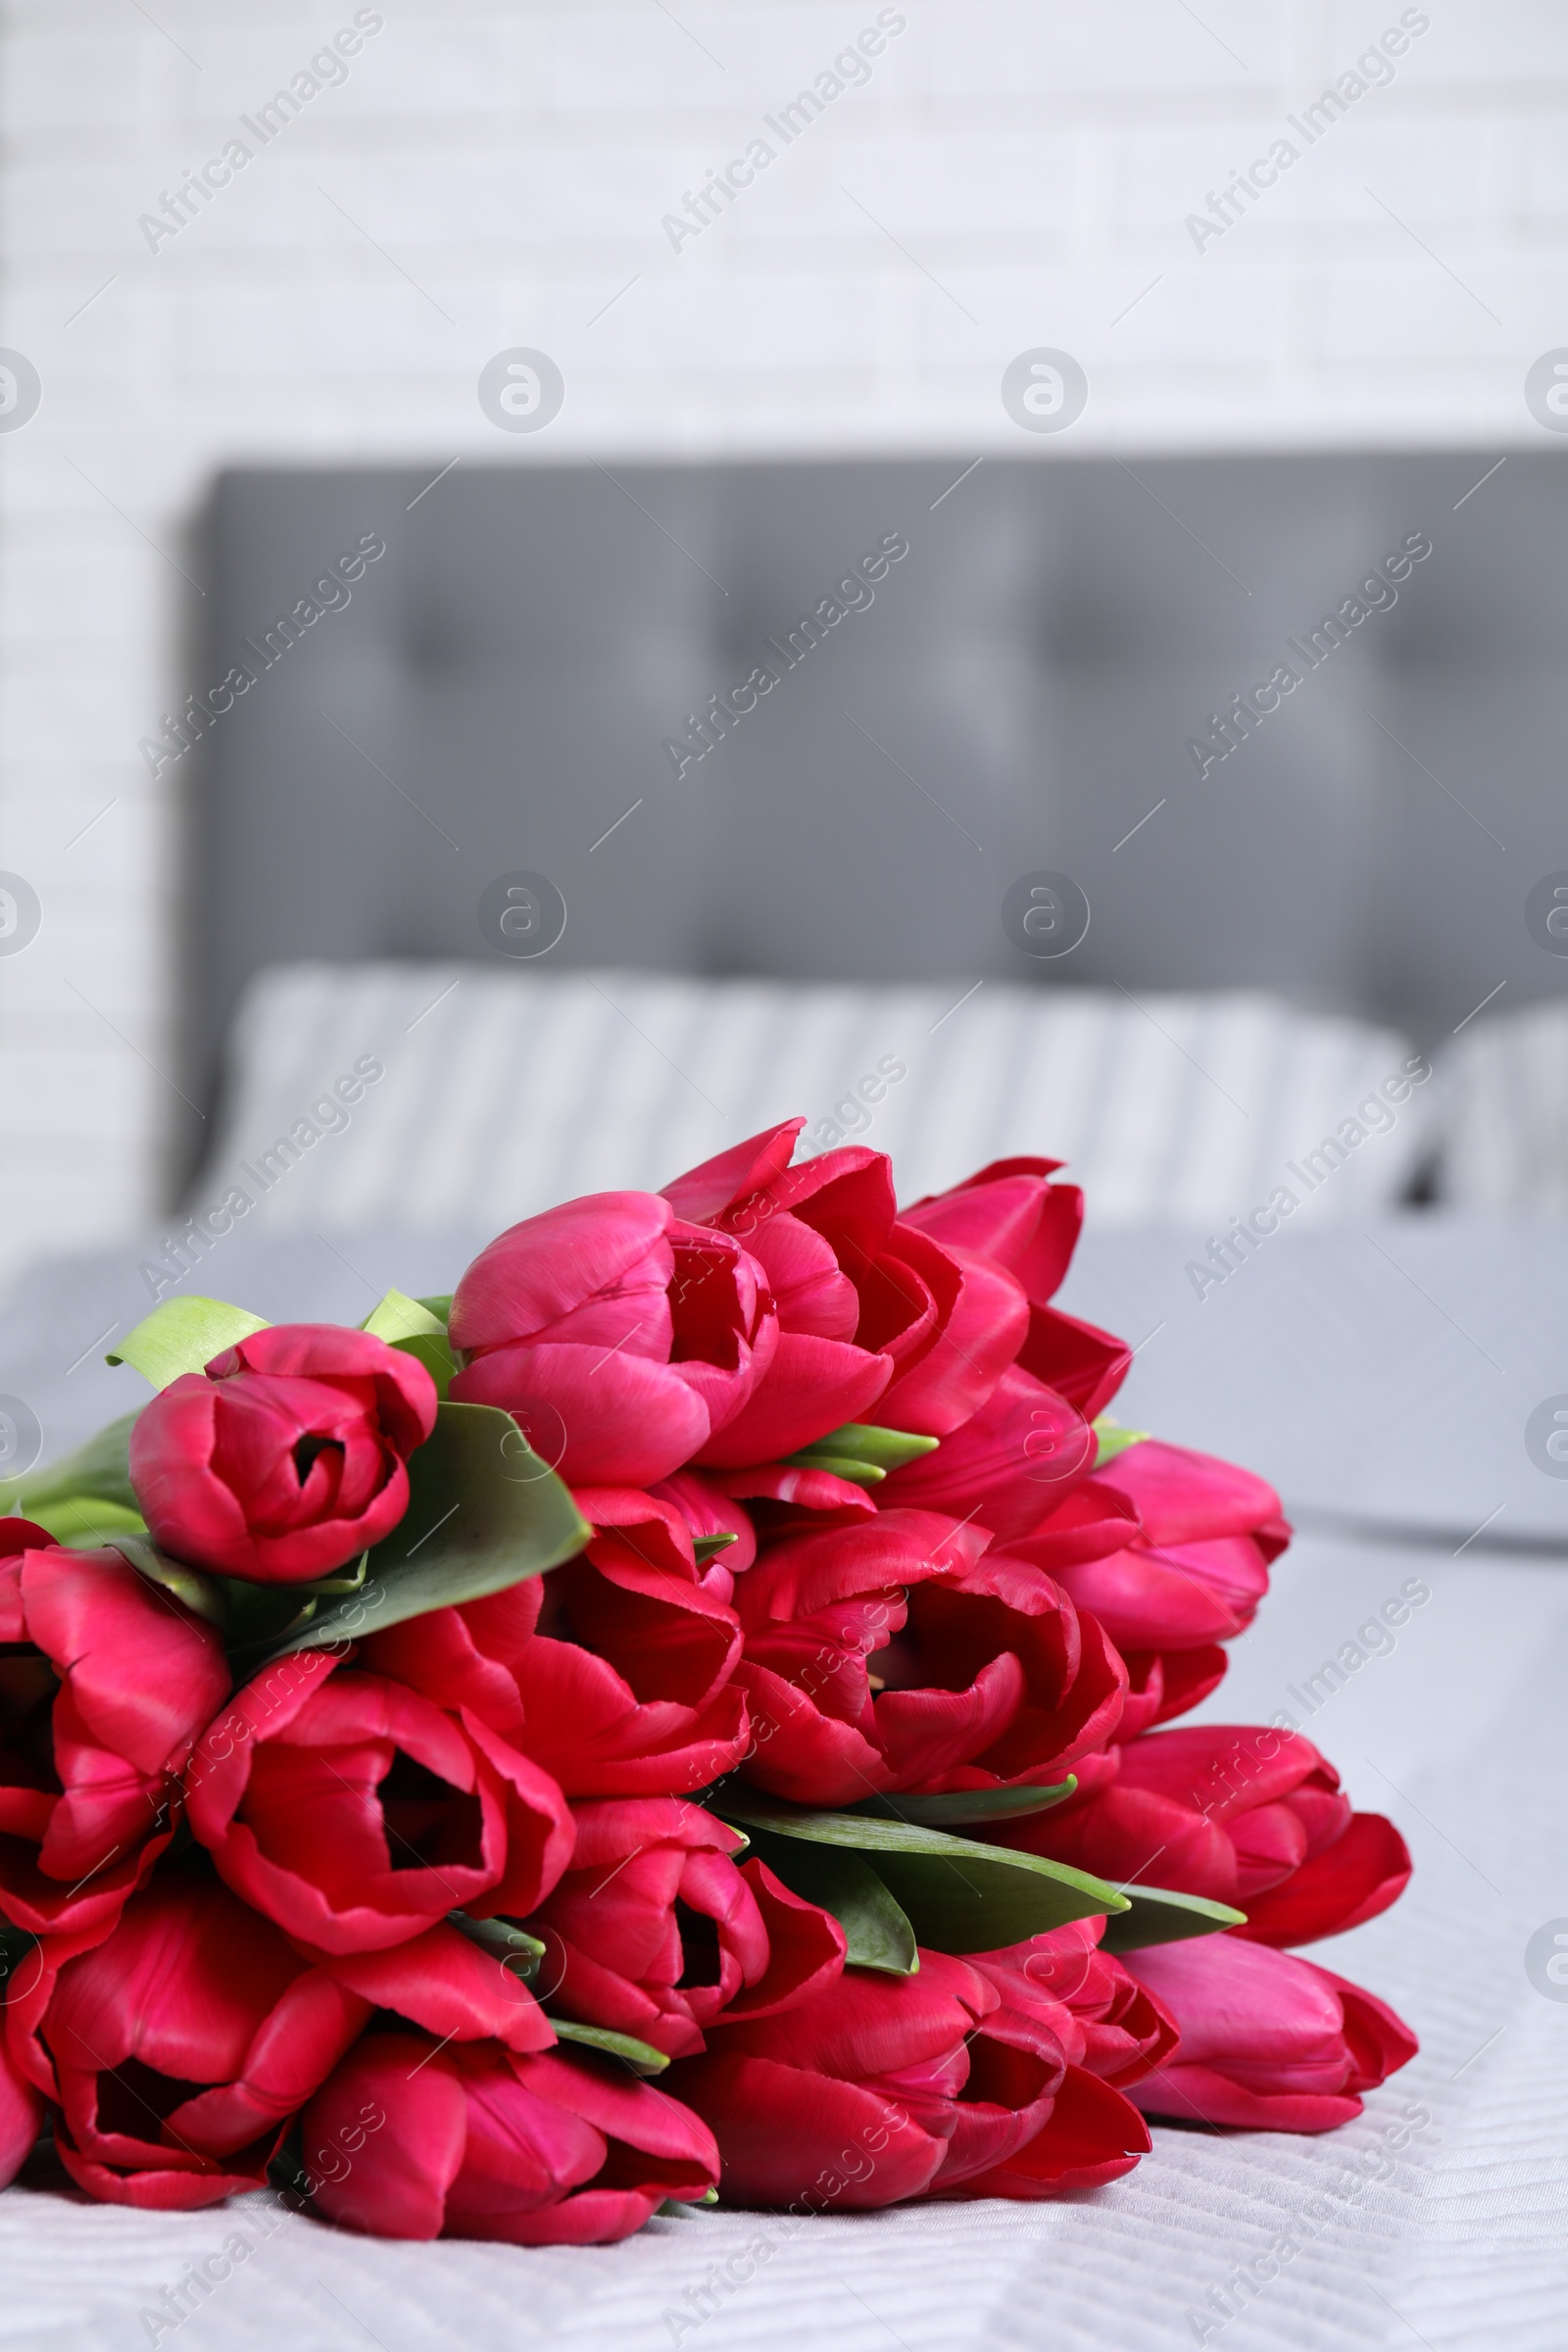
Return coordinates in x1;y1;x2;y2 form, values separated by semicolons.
0;0;1560;1285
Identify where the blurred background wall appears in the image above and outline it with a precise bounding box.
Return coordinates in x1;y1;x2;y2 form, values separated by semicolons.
0;0;1560;1283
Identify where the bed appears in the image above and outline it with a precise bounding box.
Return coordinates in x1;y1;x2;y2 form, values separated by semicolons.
5;448;1568;2348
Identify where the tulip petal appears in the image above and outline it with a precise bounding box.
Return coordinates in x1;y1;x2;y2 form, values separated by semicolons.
0;2043;42;2188
172;1970;372;2155
662;1121;805;1225
1309;1963;1420;2088
307;2034;468;2237
1115;1646;1229;1739
1090;1438;1286;1550
880;1367;1095;1542
23;1544;229;1782
1050;1533;1270;1650
1130;2057;1365;2132
742;1210;859;1342
669;2050;947;2208
694;1334;892;1468
874;1654;1028;1790
719;1857;848;2019
511;1634;749;1797
876;1239;1029;1438
943;2064;1152;2193
452;1345;710;1487
53;2141;278;2209
1019;1306;1131;1420
732;1661;893;1806
1232;1812;1413;1946
450;1194;675;1353
306;1921;557;2055
555;1554;740;1711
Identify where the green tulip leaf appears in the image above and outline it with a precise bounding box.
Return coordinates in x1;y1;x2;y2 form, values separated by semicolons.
1091;1415;1150;1467
362;1288;446;1344
3;1411;141;1518
361;1290;459;1396
782;1423;941;1487
868;1844;1121;1952
416;1295;454;1324
844;1781;1078;1828
220;1580;325;1657
107;1297;270;1391
792;1455;886;1486
1098;1885;1248;1951
258;1401;591;1663
692;1532;739;1564
547;2019;669;2075
110;1534;229;1628
284;1552;368;1599
796;1423;941;1472
218;1558;380;1666
389;1331;459;1399
714;1791;1125;1952
738;1828;918;1975
447;1911;547;1981
19;1495;147;1546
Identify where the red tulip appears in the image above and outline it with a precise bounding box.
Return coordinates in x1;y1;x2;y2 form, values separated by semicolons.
0;1524;228;1936
661;1125;904;1462
1231;1811;1416;1946
527;1798;846;2057
1116;1645;1232;1740
903;1156;1084;1291
363;1488;750;1798
669;1949;1066;2207
968;1919;1179;2089
996;1723;1412;1945
668;1128;1092;1453
288;1915;558;2057
710;1458;881;1528
878;1365;1098;1542
0;2029;43;2190
731;1508;1124;1805
449;1194;776;1486
7;1872;370;2206
649;1469;759;1584
183;1651;573;1953
986;1481;1228;1738
937;2064;1152;2197
1122;1936;1417;2131
858;1223;1028;1439
1060;1439;1290;1658
678;1120;1022;1387
889;1549;1128;1793
128;1325;438;1586
729;1506;984;1804
1000;1475;1143;1573
904;1155;1134;1419
916;1921;1169;2196
303;2032;718;2242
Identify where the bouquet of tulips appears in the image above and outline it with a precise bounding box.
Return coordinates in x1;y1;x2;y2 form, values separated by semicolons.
0;1123;1415;2242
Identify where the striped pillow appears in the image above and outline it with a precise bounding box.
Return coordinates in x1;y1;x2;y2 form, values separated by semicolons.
1434;1002;1568;1214
187;963;1434;1236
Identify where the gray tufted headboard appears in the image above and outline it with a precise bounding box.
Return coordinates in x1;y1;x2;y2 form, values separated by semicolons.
184;449;1568;1131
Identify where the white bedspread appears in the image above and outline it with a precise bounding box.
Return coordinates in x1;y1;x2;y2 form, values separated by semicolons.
1;1225;1564;2351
